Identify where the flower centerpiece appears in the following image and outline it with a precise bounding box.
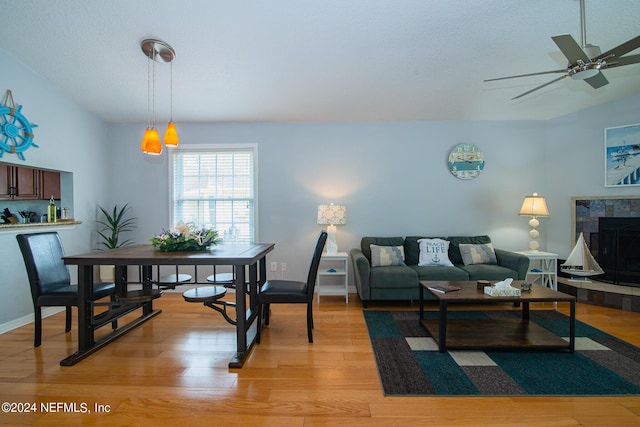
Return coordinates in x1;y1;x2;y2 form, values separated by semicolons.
150;222;221;252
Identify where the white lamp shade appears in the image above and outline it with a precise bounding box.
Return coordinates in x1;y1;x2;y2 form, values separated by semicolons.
518;193;549;217
317;204;347;225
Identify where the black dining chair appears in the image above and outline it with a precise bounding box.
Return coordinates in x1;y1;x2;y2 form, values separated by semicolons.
257;231;327;344
16;232;116;347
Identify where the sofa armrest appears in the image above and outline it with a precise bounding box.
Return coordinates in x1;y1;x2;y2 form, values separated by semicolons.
350;248;371;301
494;249;530;280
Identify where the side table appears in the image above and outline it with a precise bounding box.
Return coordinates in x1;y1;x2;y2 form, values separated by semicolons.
515;250;558;290
316;252;349;303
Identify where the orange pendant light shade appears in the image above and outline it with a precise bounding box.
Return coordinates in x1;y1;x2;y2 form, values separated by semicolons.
164;122;179;147
142;128;162;155
140;128;152;153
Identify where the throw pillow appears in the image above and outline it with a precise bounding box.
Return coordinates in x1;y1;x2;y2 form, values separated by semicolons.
459;243;497;265
417;238;454;267
370;244;405;267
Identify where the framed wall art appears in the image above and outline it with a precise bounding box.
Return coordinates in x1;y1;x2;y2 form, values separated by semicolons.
605;123;640;187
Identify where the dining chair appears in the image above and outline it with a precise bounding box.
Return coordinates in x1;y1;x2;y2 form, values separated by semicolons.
256;231;327;344
16;232;116;347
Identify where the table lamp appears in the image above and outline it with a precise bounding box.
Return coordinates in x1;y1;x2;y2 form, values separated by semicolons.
518;192;549;252
317;204;347;254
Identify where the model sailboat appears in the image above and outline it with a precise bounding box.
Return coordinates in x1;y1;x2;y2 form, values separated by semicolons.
561;232;604;282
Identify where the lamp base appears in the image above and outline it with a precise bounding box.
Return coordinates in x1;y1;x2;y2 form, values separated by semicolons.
326;225;338;254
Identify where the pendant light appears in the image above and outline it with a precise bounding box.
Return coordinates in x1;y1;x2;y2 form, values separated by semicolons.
140;39;177;155
163;60;179;147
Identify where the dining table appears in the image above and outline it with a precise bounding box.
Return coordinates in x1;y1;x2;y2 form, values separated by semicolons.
61;242;274;368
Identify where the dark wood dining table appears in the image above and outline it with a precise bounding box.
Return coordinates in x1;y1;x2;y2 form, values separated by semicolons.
62;243;274;368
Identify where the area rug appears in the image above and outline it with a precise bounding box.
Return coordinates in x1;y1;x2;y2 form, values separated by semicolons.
363;310;640;396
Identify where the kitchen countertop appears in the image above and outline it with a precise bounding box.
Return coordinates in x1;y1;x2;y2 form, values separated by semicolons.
0;220;82;230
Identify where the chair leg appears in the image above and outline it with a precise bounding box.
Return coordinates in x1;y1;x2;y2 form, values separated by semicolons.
307;304;313;343
34;306;42;347
65;306;72;332
264;303;270;325
110;294;118;330
256;303;262;344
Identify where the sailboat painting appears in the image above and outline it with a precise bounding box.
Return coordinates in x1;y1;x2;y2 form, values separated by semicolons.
561;232;604;282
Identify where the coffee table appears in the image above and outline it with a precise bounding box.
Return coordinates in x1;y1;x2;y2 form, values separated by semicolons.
419;280;575;353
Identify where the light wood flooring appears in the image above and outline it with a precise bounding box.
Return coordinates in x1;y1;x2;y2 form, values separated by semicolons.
1;292;640;426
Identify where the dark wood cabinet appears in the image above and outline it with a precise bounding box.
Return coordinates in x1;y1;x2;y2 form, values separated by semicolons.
0;165;39;200
40;170;61;200
0;165;61;200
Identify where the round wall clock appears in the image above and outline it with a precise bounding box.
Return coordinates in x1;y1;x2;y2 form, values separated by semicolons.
448;143;485;180
0;90;39;161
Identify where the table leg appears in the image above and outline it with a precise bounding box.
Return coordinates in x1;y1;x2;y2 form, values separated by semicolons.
438;301;447;353
230;265;248;368
141;265;153;316
522;301;530;321
569;299;576;353
77;265;94;351
419;285;424;323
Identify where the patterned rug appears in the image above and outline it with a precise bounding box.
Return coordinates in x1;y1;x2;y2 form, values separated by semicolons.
363;310;640;396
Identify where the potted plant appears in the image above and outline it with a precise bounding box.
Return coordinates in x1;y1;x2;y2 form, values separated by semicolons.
97;203;136;281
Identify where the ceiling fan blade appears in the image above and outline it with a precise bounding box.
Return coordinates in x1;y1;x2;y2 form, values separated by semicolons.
552;34;590;64
596;35;640;61
512;75;569;100
584;72;609;89
484;69;566;82
605;54;640;68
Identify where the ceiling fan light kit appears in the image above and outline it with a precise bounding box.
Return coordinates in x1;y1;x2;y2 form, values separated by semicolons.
485;0;640;99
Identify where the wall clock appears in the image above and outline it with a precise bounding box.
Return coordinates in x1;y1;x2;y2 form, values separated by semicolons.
0;90;39;161
448;143;485;180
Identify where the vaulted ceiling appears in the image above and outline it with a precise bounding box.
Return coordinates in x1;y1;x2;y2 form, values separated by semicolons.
1;0;639;123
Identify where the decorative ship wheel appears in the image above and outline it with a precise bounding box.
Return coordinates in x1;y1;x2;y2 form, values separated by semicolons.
0;90;39;160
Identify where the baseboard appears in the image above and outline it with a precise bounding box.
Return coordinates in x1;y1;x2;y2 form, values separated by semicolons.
0;307;64;334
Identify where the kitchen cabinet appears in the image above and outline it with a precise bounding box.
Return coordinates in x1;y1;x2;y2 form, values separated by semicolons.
40;170;61;200
0;165;38;200
0;166;61;200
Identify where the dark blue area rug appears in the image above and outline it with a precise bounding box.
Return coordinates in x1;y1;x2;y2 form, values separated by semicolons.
363;310;640;396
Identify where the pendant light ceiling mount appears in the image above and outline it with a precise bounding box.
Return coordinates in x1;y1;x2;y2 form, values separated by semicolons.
141;39;176;64
140;38;179;155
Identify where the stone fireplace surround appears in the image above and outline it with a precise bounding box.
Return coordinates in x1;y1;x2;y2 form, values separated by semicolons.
559;196;640;313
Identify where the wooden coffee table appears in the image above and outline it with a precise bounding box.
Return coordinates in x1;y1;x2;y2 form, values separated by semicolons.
419;280;576;353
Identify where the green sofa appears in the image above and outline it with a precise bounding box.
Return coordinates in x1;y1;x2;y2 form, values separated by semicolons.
350;235;529;307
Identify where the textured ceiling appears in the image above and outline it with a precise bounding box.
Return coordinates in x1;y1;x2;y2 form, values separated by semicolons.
1;0;639;123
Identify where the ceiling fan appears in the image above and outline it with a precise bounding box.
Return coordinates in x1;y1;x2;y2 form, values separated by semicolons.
485;0;640;100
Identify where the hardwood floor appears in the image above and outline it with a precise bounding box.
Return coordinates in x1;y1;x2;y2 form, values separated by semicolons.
1;292;640;426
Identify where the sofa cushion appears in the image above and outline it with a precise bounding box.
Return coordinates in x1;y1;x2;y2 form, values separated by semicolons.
458;264;518;281
410;265;470;281
447;235;492;265
417;238;454;266
370;244;405;267
361;237;405;262
459;243;497;265
369;265;418;289
404;235;447;266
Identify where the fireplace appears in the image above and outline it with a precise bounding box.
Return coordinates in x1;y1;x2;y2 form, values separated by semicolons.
590;217;640;286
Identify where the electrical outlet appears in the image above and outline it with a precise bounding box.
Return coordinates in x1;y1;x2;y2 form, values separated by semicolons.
281;262;287;272
271;262;278;272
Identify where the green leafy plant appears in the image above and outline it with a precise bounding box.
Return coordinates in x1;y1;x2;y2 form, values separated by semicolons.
97;203;137;249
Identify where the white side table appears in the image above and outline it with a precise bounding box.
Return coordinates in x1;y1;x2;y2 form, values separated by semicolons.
316;252;349;303
515;251;558;290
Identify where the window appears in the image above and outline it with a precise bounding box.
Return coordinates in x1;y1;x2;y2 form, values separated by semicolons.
170;145;257;243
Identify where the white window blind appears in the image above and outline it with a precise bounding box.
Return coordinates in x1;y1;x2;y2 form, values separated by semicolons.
171;147;255;243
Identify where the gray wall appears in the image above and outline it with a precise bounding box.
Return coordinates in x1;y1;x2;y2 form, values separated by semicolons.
1;44;640;329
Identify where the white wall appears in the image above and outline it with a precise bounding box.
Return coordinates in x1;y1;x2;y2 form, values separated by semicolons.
0;49;111;326
109;120;547;281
